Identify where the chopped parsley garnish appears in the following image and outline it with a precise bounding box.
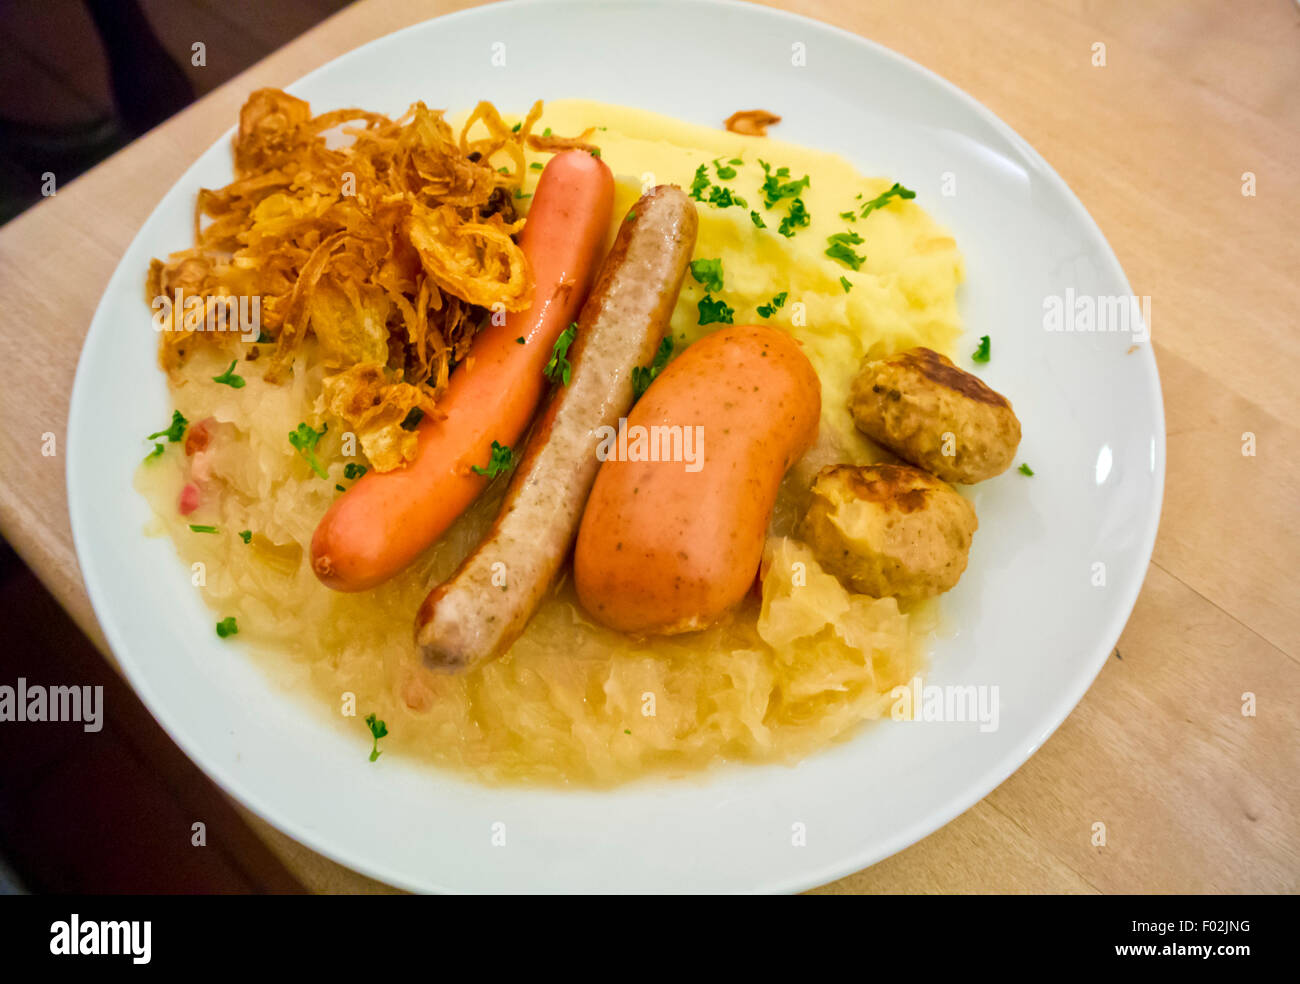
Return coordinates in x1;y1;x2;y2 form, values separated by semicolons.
1018;463;1035;476
336;484;346;492
839;210;858;222
689;163;711;201
343;463;368;480
400;407;424;430
144;407;186;460
513;189;531;200
707;185;746;209
471;440;515;478
776;198;809;237
238;530;252;544
631;337;674;400
288;422;328;479
689;162;747;210
756;291;788;318
212;360;246;389
713;157;737;180
529;161;543;170
544;323;577;385
858;182;915;219
825;232;866;270
189;524;218;534
758;160;810;207
753;161;812;236
498;166;510;175
511;122;521;133
972;335;991;363
840;276;853;293
697;295;735;326
515;336;526;344
625;210;636;222
689;258;724;293
749;210;766;229
147;410;188;444
365;712;388;762
216;617;238;638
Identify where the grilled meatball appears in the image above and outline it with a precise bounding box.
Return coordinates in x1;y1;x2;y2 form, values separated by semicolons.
800;463;977;602
848;347;1020;483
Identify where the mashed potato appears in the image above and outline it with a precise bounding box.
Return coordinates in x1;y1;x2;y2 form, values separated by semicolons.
137;101;963;785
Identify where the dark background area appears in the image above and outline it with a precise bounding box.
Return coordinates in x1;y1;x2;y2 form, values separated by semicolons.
0;0;354;893
0;0;350;225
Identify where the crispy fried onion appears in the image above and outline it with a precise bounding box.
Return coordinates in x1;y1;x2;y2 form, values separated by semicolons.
724;109;781;136
316;363;441;472
526;128;600;155
147;89;597;470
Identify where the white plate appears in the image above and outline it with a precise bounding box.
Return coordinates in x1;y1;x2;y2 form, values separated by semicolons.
67;0;1163;893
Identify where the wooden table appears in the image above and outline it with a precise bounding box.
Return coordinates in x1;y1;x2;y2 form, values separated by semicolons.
1;0;1295;894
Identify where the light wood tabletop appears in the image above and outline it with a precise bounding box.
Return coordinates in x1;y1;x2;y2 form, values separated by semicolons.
0;0;1295;894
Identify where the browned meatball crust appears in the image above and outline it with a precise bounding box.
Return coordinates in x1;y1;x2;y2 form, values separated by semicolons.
800;463;977;602
848;347;1020;483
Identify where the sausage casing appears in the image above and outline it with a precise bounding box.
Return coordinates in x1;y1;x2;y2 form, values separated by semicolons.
573;324;821;635
415;185;699;671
